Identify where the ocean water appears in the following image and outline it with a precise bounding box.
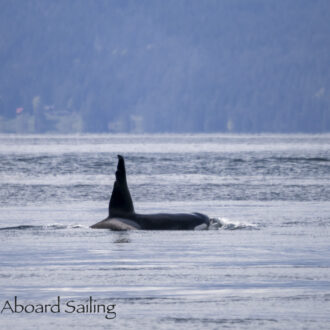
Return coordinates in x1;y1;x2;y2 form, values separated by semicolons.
0;134;329;329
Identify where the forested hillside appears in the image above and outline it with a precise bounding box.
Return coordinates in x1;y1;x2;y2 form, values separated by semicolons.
0;0;329;133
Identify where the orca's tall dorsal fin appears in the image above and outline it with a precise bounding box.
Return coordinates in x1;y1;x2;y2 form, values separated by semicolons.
109;155;135;217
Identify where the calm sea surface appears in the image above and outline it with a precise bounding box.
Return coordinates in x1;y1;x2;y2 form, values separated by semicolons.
0;134;329;329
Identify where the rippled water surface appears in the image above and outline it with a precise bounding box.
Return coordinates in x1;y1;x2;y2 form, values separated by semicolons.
0;134;330;329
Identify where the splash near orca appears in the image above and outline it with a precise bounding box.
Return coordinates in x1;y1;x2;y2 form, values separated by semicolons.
91;155;210;230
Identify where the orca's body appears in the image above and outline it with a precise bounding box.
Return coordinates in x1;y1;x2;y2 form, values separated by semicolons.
91;155;210;230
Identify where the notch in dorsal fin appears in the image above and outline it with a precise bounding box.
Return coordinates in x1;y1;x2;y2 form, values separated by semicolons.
109;155;135;217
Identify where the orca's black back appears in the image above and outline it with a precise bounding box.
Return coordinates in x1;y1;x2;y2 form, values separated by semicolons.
135;212;210;230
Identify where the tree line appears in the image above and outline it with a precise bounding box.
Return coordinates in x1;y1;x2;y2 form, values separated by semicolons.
0;0;329;133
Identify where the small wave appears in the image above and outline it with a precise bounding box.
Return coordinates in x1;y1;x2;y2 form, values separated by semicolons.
0;225;36;231
273;157;329;162
209;217;258;230
166;316;277;325
0;224;88;231
16;155;51;162
0;221;256;232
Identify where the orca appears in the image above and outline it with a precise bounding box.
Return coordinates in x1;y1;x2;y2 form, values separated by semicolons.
91;155;210;230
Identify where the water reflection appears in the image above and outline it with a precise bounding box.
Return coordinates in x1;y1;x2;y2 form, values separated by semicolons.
113;232;131;244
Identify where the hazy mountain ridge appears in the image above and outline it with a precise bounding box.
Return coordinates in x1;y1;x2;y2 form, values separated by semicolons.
0;0;329;133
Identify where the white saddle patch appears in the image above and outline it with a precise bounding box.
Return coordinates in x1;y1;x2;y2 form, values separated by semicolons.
91;218;141;230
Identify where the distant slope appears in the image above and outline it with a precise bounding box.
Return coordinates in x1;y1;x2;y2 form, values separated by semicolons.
0;0;329;133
